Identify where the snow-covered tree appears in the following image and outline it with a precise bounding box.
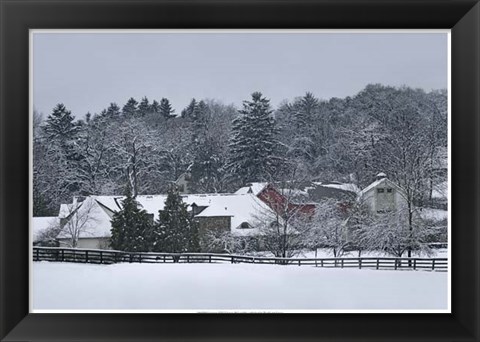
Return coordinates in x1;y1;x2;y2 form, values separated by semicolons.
159;98;175;119
122;97;138;117
181;98;198;119
58;199;99;248
153;185;199;252
202;230;257;254
138;96;150;117
356;208;432;258
225;92;284;185
308;199;349;258
110;185;153;251
33;109;44;140
105;103;121;119
43;103;79;143
254;183;313;259
150;99;161;115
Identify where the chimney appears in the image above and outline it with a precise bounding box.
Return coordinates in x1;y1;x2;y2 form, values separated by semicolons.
375;172;387;181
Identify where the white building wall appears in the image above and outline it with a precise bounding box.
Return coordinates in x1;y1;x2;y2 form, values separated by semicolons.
58;237;110;250
361;179;408;214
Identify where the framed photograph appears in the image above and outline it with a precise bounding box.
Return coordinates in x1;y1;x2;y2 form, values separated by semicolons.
1;0;479;341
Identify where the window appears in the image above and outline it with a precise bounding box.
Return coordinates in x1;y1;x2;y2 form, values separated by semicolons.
387;188;393;193
240;222;251;229
377;188;385;193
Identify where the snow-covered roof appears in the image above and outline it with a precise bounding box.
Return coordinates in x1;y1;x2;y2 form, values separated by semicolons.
32;216;60;242
57;197;113;239
59;203;80;218
235;182;268;196
358;177;405;198
313;182;360;194
94;193;275;236
195;193;274;234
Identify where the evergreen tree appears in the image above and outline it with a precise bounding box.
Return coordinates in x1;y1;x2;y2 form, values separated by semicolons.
159;98;175;119
43;103;79;142
110;184;153;251
122;98;139;117
105;103;121;118
225;92;283;184
150;100;161;115
33;186;55;216
181;98;197;119
153;185;198;252
296;92;318;129
138;97;150;117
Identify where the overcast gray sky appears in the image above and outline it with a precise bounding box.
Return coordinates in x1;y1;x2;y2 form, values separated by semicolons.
33;31;448;118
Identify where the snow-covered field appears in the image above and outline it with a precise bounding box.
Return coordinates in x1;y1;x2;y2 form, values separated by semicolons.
33;261;448;312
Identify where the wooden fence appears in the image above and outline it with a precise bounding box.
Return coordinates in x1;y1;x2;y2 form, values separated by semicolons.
33;247;448;272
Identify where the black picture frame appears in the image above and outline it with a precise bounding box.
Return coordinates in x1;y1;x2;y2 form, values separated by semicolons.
1;0;479;341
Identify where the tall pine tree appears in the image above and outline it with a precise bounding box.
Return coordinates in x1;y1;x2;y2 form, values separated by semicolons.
150;100;161;115
43;103;79;143
110;184;153;251
159;98;175;119
122;97;139;117
138;97;150;117
153;185;199;252
181;98;197;119
225;92;283;185
105;103;121;118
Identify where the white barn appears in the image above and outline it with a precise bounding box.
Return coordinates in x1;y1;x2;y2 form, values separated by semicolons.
358;173;408;214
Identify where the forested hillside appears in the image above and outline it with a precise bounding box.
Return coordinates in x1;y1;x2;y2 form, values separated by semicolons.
33;84;447;216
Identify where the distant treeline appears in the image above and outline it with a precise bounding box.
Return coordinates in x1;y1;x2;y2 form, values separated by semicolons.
33;84;447;216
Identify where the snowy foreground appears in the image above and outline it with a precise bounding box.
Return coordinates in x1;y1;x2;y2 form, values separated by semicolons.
33;262;448;312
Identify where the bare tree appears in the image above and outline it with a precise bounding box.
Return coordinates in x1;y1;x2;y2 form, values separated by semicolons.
307;199;349;258
254;182;314;259
355;208;433;258
203;230;257;254
58;199;99;247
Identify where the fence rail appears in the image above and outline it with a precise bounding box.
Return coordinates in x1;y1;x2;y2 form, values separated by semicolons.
33;247;448;272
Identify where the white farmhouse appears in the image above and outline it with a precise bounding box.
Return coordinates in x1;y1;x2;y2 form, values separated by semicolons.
56;196;112;249
49;192;274;250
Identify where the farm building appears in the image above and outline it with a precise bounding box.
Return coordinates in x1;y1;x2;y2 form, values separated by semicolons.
32;175;419;250
358;173;408;213
33;191;275;250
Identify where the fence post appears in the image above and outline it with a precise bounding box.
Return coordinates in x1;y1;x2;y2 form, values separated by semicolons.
359;259;362;269
298;260;301;266
394;259;398;270
413;259;417;270
61;249;65;262
187;255;190;263
341;259;344;268
209;255;211;263
231;256;234;264
85;251;89;263
432;259;436;271
321;259;324;268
